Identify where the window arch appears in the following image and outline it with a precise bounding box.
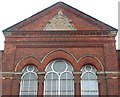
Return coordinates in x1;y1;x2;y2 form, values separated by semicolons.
81;65;99;96
44;59;74;96
20;65;38;96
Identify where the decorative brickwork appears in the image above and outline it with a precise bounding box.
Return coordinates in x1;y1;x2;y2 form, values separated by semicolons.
2;2;119;96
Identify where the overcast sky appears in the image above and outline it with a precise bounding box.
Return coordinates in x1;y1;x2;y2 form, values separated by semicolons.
0;0;119;50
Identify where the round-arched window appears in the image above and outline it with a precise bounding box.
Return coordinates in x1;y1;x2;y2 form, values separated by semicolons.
81;65;99;96
19;65;38;96
44;59;74;96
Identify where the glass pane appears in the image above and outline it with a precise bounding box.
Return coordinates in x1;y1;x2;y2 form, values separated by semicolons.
82;73;88;79
81;65;98;96
27;65;34;71
89;80;98;90
46;63;52;72
45;91;51;96
81;80;89;90
67;73;73;79
44;60;74;96
89;73;96;79
46;72;58;79
60;79;67;91
61;73;66;79
23;80;29;90
29;81;37;90
45;79;58;95
23;65;38;73
67;80;73;90
60;91;66;95
30;73;37;79
86;65;91;71
20;66;38;96
45;72;58;95
82;72;96;80
61;72;73;79
52;80;58;91
53;60;66;73
67;63;73;72
21;91;28;95
45;80;51;91
23;73;29;80
60;72;74;95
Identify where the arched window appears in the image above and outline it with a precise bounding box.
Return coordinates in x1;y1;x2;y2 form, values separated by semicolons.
81;65;99;96
44;59;74;96
20;65;38;97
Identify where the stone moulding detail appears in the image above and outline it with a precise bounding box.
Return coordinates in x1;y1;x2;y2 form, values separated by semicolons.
5;30;111;36
41;48;77;63
78;54;104;71
15;55;41;71
15;48;103;72
44;10;76;30
15;48;77;71
1;71;120;75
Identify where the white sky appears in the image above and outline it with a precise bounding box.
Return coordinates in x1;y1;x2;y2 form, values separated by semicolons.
0;0;119;50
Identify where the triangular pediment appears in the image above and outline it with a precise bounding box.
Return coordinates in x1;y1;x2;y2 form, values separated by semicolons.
3;2;117;32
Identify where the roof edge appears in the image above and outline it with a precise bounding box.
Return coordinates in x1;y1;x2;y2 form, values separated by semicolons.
2;1;118;32
3;2;62;32
60;2;118;31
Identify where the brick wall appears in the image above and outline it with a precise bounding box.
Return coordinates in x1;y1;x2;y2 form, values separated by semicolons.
1;2;119;96
117;50;120;96
0;50;3;65
2;30;119;96
0;51;3;97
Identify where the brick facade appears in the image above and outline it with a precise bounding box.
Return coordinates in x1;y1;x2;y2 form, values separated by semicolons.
0;50;2;65
117;50;120;96
1;2;119;96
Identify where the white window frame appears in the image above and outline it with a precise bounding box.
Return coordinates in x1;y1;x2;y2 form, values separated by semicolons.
19;65;38;97
44;59;74;96
81;65;99;96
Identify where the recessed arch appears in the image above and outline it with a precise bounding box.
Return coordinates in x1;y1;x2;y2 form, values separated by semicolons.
15;55;41;72
41;48;77;63
41;48;77;70
78;55;103;71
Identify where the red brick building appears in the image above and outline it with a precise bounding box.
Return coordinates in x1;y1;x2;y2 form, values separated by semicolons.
1;2;119;96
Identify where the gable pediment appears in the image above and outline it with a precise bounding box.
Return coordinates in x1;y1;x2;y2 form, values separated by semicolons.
3;2;117;32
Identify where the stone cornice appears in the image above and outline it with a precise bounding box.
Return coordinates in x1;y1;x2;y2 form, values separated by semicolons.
5;40;115;43
4;30;115;36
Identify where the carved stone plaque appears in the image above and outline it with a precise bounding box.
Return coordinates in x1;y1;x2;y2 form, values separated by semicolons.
44;10;76;30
